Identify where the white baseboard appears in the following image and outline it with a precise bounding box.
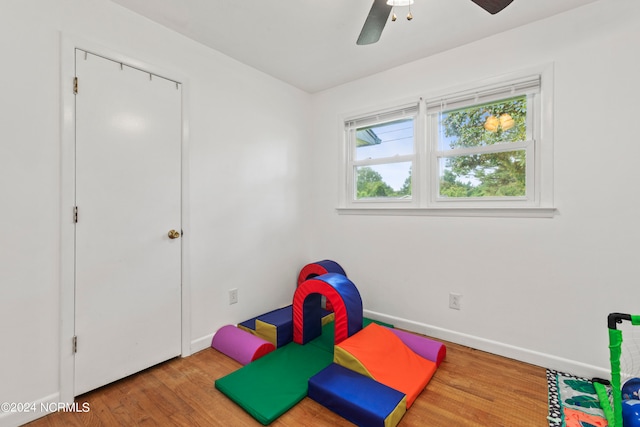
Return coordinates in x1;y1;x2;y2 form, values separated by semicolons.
364;309;609;380
0;392;62;427
190;333;215;355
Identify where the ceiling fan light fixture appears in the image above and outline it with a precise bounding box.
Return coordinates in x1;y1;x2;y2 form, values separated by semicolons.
484;115;500;132
360;0;512;46
386;0;414;6
484;113;515;132
499;113;515;131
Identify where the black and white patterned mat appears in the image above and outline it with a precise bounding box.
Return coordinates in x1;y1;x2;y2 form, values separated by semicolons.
547;369;609;427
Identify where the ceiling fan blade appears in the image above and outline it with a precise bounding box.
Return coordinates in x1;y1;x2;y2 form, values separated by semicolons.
470;0;514;14
357;0;393;45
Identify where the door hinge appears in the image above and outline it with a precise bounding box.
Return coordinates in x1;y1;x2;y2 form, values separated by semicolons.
73;77;78;94
73;206;78;223
72;336;78;354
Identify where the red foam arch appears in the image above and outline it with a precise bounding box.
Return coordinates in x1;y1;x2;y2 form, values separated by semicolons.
297;264;329;286
297;260;346;287
293;276;360;345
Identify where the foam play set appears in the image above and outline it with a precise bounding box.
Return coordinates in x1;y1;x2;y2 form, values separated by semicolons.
211;260;446;426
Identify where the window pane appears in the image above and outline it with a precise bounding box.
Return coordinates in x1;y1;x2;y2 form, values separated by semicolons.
355;162;412;199
438;150;525;198
438;95;527;151
356;118;414;161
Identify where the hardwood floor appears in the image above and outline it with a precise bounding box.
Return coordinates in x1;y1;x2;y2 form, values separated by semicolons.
26;338;548;427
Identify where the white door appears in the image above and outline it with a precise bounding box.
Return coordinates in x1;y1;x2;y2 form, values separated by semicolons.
74;49;182;395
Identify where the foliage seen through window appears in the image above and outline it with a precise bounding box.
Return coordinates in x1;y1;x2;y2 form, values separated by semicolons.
438;96;527;198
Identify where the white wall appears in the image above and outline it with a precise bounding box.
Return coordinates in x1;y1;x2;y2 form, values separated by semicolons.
309;0;640;378
2;0;638;425
0;1;311;425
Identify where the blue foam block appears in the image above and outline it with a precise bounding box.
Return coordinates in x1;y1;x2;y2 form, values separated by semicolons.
259;306;294;348
308;363;406;427
240;305;334;348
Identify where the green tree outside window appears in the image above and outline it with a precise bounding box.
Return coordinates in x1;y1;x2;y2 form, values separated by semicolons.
439;96;527;198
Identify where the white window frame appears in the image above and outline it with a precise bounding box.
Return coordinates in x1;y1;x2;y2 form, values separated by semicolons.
427;77;539;208
341;101;422;208
338;64;555;218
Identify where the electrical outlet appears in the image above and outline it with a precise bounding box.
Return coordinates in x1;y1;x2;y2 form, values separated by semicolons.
229;288;238;305
449;293;462;310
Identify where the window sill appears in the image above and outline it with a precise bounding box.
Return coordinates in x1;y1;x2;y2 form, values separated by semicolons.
336;206;557;218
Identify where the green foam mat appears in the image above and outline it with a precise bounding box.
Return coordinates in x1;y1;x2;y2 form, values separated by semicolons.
214;318;393;425
215;341;334;425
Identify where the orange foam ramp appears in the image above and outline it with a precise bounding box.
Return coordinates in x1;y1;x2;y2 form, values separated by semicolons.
334;323;437;408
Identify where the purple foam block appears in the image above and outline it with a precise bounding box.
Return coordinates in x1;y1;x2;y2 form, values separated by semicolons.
211;325;275;365
385;327;446;367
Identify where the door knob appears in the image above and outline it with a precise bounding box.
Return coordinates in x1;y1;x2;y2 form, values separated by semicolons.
168;229;181;239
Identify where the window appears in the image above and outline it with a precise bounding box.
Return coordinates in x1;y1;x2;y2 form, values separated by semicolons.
340;66;554;217
344;104;418;202
427;76;539;206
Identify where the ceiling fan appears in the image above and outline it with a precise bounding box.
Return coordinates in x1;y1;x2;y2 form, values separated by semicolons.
357;0;514;45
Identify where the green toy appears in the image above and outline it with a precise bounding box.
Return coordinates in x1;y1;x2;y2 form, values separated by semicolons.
594;313;640;427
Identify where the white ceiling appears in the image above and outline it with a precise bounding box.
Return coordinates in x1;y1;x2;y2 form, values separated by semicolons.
109;0;599;93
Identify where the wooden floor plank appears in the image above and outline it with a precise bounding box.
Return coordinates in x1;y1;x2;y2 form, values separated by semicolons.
25;336;548;427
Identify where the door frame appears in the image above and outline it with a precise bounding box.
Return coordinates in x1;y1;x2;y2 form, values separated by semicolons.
59;33;192;403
